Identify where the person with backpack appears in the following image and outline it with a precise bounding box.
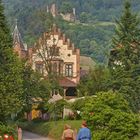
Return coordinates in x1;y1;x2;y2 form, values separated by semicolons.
62;124;75;140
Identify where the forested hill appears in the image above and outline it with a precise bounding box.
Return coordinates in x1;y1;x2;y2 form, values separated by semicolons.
2;0;140;64
3;0;140;21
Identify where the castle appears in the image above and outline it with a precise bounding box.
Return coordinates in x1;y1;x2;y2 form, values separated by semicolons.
13;23;80;99
13;22;95;120
47;3;76;22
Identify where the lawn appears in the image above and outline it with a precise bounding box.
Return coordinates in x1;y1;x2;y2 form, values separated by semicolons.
20;120;140;140
20;120;81;140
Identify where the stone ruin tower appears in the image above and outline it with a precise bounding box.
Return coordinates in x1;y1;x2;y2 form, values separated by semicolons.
50;3;58;17
47;3;76;22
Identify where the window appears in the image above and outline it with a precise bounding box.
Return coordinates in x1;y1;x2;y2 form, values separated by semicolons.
55;48;60;56
65;64;73;77
35;63;43;74
59;63;63;75
50;47;59;56
53;63;57;73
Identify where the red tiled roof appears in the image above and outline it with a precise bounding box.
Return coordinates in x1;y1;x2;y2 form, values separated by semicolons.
59;78;77;87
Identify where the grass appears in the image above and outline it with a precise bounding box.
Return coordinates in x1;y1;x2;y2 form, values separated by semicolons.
69;21;116;27
20;120;81;140
133;135;140;140
20;120;140;140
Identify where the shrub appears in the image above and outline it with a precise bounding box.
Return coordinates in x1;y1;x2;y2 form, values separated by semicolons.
0;123;17;139
70;98;87;120
81;91;139;140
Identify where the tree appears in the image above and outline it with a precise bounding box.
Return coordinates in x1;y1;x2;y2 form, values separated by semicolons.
82;91;139;140
79;12;89;23
16;64;52;120
109;0;140;112
78;66;110;96
112;0;140;47
0;1;24;122
79;39;90;54
46;99;68;120
60;2;73;14
70;98;86;119
34;25;62;92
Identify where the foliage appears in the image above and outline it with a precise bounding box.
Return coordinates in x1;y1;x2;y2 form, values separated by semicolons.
3;0;140;63
109;0;140;112
23;66;51;99
82;91;139;140
20;120;81;140
0;0;24;123
47;99;68;120
70;98;86;112
59;22;113;64
70;98;86;119
0;123;17;139
21;65;51;115
60;1;73;14
79;12;93;23
4;0;140;23
78;66;111;96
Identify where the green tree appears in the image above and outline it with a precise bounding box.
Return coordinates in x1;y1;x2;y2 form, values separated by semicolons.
60;2;73;14
109;0;140;112
78;66;110;96
82;91;139;140
70;98;86;119
79;39;90;54
21;65;51;119
79;12;90;23
47;99;68;120
0;1;24;122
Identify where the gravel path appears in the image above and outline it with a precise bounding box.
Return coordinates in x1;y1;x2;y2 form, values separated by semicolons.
23;131;52;140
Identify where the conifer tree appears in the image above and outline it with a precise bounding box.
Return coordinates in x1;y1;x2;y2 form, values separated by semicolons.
110;0;140;112
0;0;24;122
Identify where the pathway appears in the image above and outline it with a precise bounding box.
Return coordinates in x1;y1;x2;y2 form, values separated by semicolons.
23;131;52;140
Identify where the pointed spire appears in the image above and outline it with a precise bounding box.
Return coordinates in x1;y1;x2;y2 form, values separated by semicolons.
47;5;49;13
13;19;24;49
73;8;76;16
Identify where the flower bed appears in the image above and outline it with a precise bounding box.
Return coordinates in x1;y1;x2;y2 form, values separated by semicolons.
0;124;17;140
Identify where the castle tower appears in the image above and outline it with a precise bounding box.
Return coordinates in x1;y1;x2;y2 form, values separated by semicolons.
73;8;76;16
72;8;76;21
13;20;27;58
13;20;24;48
47;5;49;13
50;3;57;17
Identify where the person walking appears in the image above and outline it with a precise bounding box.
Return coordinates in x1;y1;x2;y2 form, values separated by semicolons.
17;126;22;140
62;124;75;140
76;121;91;140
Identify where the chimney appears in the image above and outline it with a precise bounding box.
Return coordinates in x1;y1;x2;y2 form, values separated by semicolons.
58;28;61;38
67;38;71;46
47;5;49;13
72;43;75;50
73;8;76;16
28;47;33;64
52;23;57;33
62;34;66;43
